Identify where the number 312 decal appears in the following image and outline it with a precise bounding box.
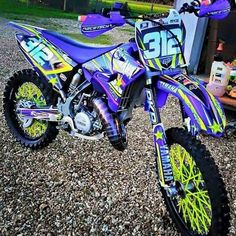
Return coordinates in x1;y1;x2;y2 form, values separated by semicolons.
21;38;54;66
143;28;182;60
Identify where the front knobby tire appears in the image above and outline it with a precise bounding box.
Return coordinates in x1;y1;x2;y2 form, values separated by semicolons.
158;128;230;236
3;69;59;149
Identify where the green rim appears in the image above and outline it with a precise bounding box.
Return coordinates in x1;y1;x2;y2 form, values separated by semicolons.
15;82;47;138
170;144;212;235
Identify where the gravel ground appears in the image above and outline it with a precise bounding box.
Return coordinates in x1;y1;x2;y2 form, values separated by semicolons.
0;17;236;235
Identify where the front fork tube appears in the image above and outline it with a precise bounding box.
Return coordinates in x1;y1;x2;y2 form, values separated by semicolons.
145;85;175;190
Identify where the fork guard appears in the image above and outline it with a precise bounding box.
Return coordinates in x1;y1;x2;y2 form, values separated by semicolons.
155;73;226;137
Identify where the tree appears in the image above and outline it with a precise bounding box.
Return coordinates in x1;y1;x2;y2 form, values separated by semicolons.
63;0;67;11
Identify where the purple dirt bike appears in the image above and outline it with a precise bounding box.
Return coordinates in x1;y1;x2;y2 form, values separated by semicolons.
3;0;231;235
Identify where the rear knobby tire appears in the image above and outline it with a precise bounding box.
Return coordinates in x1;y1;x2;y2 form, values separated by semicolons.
3;69;59;149
158;128;230;236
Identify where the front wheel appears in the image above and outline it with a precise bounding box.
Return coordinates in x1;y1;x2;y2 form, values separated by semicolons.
158;128;230;236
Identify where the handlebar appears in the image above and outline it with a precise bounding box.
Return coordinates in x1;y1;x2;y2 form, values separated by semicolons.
124;1;201;28
78;0;230;25
178;1;201;16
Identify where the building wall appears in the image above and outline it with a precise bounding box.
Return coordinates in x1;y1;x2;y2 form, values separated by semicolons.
174;0;208;73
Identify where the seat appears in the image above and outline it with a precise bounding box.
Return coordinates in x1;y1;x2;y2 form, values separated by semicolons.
41;30;119;64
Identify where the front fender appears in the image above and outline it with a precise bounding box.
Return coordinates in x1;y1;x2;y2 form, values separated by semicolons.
155;73;226;137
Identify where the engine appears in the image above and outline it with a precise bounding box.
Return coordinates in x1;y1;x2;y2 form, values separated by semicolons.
74;106;102;134
74;111;92;133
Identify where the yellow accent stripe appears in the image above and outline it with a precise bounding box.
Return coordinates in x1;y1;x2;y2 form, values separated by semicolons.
178;90;207;131
208;92;226;127
179;54;183;65
154;58;163;70
109;84;122;97
92;59;103;71
105;54;113;71
113;62;120;72
139;38;145;50
103;55;109;69
148;59;155;68
171;54;177;68
19;23;40;36
106;53;112;62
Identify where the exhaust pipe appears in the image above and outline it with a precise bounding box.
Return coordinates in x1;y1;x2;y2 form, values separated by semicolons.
93;98;127;151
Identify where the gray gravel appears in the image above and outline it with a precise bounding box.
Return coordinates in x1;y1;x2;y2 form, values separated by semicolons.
0;16;236;236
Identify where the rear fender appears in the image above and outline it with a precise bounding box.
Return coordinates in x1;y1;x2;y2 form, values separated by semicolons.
8;21;43;36
8;22;74;90
155;73;226;137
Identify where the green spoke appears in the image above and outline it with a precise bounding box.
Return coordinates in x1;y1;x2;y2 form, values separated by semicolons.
185;203;198;231
182;173;201;185
16;82;47;138
186;191;211;209
187;195;211;222
170;144;212;234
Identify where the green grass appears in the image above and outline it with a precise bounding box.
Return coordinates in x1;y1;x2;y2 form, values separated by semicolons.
0;0;171;19
96;0;171;14
65;33;113;45
120;27;134;34
0;0;78;19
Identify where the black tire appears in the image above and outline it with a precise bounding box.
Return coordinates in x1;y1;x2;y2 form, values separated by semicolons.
157;128;230;236
3;69;59;149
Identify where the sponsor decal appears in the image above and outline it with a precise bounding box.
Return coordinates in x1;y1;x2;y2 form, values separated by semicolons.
140;22;149;29
170;19;179;23
31;111;49;117
146;89;157;124
188;84;198;91
160;81;178;92
113;48;142;79
82;24;115;32
183;79;192;85
160;145;174;182
161;57;172;68
21;38;54;66
209;8;230;16
59;73;67;82
154;124;174;185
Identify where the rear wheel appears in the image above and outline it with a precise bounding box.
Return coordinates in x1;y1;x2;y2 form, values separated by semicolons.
3;69;59;149
158;128;230;236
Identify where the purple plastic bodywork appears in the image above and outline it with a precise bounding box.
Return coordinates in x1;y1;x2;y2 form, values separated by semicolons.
154;74;226;137
81;12;125;38
82;43;145;111
40;30;119;64
199;0;231;19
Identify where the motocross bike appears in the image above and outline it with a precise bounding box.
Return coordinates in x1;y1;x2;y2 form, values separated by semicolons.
3;0;231;235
